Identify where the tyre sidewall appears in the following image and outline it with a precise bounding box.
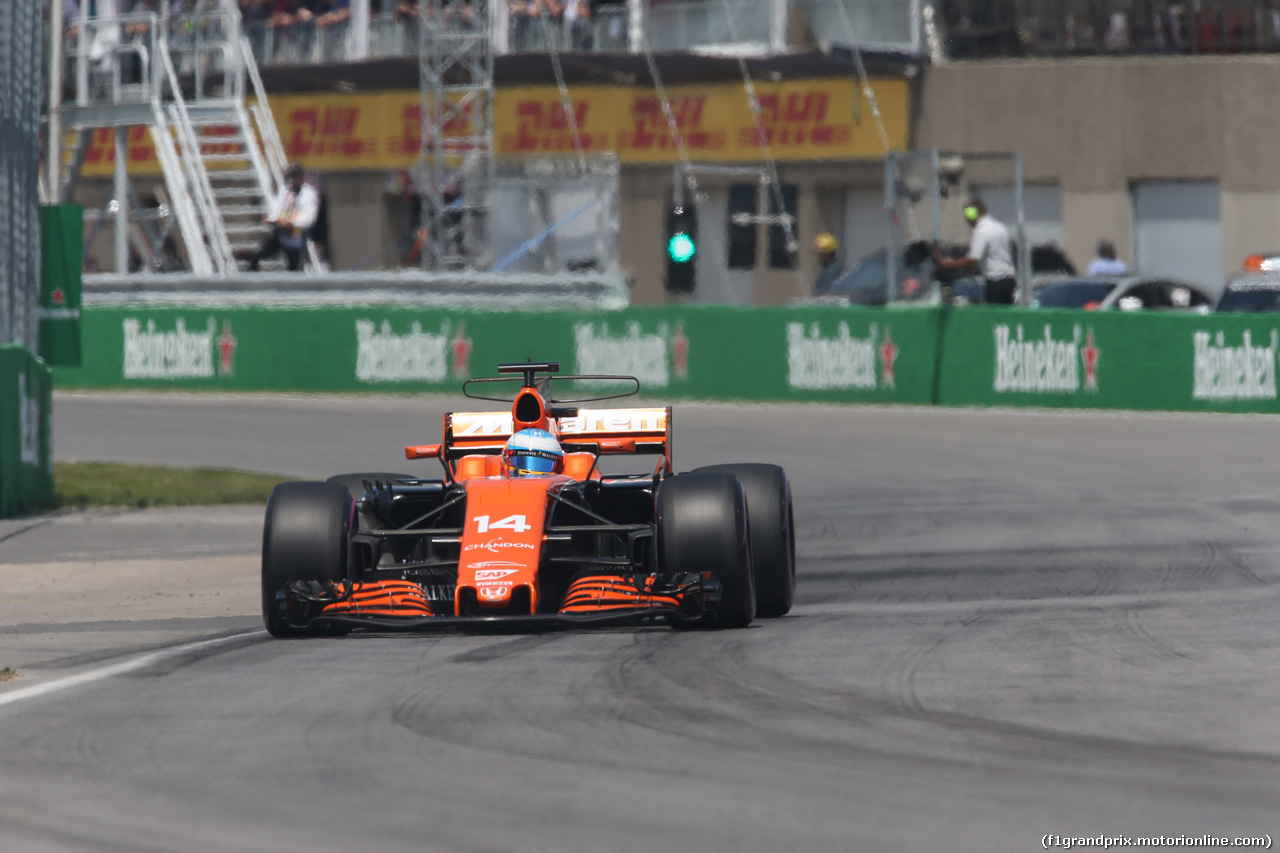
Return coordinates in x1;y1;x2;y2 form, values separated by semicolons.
695;463;795;618
656;472;755;628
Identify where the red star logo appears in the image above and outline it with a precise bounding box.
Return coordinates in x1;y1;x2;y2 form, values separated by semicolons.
879;326;899;389
671;321;689;379
1081;326;1099;391
51;288;65;306
217;321;238;376
451;323;473;379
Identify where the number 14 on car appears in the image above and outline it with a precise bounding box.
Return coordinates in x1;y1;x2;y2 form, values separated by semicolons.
473;514;531;533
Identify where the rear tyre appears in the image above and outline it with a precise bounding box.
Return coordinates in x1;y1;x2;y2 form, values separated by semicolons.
261;481;353;638
655;473;754;628
695;464;795;618
326;473;414;500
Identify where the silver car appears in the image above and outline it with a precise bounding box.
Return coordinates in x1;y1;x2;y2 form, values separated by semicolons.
1032;276;1213;312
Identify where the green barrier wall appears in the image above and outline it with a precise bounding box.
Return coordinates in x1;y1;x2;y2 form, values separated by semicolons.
53;303;1280;416
54;305;938;404
0;344;54;516
937;307;1280;414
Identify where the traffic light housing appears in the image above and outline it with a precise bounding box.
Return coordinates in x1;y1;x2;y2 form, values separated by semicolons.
665;201;698;295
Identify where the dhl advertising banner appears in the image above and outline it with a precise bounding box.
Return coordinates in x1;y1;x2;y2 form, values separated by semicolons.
77;77;909;176
52;305;937;407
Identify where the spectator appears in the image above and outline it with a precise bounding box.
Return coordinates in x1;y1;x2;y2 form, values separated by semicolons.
509;0;532;49
314;0;350;29
936;198;1017;304
1087;239;1129;276
249;163;319;272
812;232;841;296
563;0;591;49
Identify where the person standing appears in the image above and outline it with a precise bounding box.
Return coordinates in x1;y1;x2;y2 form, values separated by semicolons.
249;163;318;272
1086;239;1129;276
937;198;1017;304
812;232;842;296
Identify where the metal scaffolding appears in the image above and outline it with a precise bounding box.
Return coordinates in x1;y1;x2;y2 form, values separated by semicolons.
418;0;494;271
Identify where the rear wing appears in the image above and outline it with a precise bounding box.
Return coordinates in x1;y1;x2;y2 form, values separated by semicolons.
425;407;673;474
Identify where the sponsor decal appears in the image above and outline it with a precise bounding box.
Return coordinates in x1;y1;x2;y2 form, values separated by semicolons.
470;561;522;569
463;540;536;553
17;373;42;469
671;320;689;379
619;96;726;155
475;569;519;582
410;583;454;600
1192;329;1278;401
879;326;898;390
355;319;451;383
993;323;1093;394
786;321;889;391
453;409;667;437
216;321;237;377
286;104;377;159
502;98;606;154
574;321;672;388
123;317;216;379
478;586;510;600
741;91;852;150
558;409;666;434
450;322;473;380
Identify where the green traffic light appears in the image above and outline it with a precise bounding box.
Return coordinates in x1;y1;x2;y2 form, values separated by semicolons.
668;232;696;263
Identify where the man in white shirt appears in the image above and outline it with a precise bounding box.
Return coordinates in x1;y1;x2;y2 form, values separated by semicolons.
937;198;1017;304
249;163;319;272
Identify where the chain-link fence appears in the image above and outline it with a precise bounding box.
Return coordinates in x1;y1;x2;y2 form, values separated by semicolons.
0;0;42;351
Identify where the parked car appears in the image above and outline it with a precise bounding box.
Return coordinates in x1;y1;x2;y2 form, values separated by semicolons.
1215;273;1280;312
812;240;1075;307
1032;276;1213;312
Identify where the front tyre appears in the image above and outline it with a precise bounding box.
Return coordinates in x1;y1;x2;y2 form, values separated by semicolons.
656;473;754;628
261;481;353;637
695;464;795;617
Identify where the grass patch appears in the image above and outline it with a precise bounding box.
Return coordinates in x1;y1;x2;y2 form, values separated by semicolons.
52;461;293;509
0;667;17;683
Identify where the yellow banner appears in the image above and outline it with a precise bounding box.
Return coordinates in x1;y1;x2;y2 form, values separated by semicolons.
78;77;908;176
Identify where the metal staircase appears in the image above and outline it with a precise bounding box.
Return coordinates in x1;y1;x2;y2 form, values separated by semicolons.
53;5;302;274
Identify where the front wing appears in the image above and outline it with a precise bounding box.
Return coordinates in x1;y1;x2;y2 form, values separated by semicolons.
283;572;722;632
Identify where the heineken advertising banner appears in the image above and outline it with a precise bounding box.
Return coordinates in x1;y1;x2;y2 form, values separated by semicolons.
53;305;939;405
936;307;1280;414
38;204;83;367
55;303;1280;415
0;344;54;517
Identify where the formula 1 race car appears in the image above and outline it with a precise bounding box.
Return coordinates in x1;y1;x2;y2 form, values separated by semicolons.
261;361;795;636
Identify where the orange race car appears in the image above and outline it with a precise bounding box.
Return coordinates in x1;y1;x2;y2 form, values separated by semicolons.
261;361;795;636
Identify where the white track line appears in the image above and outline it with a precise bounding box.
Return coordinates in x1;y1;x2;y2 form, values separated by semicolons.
0;630;266;708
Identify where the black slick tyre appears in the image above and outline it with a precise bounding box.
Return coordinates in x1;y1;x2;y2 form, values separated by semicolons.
261;481;353;637
695;463;795;617
655;472;755;628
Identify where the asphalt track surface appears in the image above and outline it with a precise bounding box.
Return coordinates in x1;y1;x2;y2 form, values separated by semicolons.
1;392;1279;851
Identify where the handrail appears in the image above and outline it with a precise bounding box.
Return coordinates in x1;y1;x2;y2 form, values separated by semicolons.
242;35;286;195
148;102;213;274
157;37;236;272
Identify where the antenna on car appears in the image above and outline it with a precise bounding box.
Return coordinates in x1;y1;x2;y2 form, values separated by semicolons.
498;361;560;389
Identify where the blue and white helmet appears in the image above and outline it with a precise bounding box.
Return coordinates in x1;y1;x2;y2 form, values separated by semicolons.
503;428;564;477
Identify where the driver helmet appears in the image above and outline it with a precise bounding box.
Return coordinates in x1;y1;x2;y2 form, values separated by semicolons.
502;428;564;477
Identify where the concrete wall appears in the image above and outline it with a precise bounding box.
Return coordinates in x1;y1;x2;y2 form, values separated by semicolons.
914;54;1280;278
